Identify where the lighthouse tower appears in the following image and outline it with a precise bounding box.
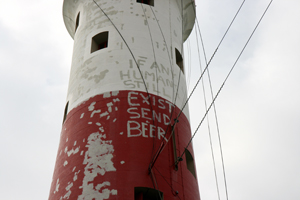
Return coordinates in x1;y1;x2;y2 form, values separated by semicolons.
49;0;199;199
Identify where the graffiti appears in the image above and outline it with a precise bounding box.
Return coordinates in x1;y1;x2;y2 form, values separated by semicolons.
126;91;174;141
120;59;178;99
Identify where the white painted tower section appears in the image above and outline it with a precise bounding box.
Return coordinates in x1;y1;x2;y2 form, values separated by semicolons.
63;0;195;116
49;1;199;199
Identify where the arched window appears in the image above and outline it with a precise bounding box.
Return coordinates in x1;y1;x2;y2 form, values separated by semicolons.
91;31;109;53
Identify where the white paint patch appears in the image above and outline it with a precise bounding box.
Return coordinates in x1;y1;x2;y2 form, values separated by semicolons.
91;109;101;118
103;92;111;98
120;161;125;164
67;147;80;157
66;182;73;191
74;141;77;146
88;122;92;124
64;146;68;153
72;167;76;172
107;102;113;112
54;178;60;194
111;190;118;195
100;112;109;118
113;118;117;123
96;122;101;126
113;98;120;103
120;132;123;135
73;170;80;182
63;160;68;167
99;127;104;133
78;132;117;200
106;116;110;120
66;138;68;142
115;107;118;111
63;190;71;199
80;151;84;156
80;113;85;119
112;91;119;96
88;102;96;111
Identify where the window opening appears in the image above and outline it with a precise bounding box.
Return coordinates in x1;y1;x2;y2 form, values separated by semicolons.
134;187;163;200
137;0;154;6
91;31;109;53
63;101;69;124
175;48;184;73
75;12;80;32
185;149;196;178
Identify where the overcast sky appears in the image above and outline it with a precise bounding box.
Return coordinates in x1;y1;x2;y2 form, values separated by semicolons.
0;0;299;200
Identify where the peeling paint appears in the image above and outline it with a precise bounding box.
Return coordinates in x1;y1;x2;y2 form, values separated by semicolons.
54;179;60;194
67;147;80;157
91;109;101;117
100;111;109;118
80;113;85;119
113;98;120;102
88;102;96;111
63;161;68;167
78;132;117;200
73;170;80;181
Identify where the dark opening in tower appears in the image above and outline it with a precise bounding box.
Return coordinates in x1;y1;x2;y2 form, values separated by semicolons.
91;31;109;53
185;149;196;178
75;12;80;32
175;48;184;73
137;0;154;6
63;101;69;124
134;187;163;200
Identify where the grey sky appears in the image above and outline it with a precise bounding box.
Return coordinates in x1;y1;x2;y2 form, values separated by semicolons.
0;0;299;200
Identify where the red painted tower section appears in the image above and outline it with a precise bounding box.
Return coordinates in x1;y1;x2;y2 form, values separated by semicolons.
49;0;199;199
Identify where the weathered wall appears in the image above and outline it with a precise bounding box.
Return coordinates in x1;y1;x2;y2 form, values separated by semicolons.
49;0;199;199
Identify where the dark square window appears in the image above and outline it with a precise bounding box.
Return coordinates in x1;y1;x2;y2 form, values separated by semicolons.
91;31;109;53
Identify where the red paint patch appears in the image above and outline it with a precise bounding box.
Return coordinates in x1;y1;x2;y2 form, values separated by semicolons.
49;90;200;200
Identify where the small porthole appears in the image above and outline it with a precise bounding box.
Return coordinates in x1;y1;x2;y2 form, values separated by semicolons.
91;31;109;53
75;12;80;32
185;149;196;178
137;0;154;6
134;187;163;200
63;101;69;124
175;48;184;73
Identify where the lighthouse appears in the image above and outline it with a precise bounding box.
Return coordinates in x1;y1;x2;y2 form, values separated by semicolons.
49;0;199;199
